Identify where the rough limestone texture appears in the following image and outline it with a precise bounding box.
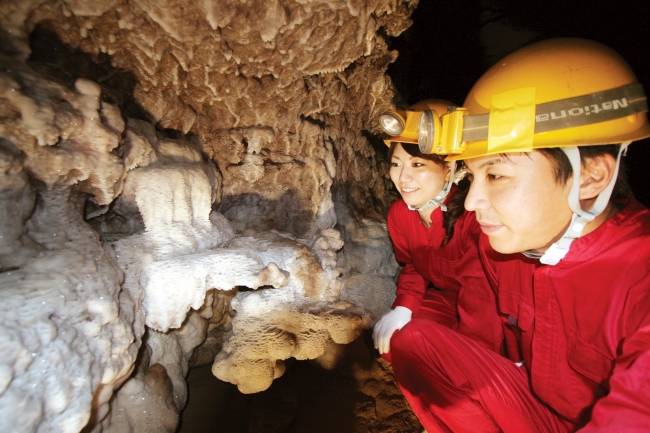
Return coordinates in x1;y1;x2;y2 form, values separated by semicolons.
0;0;415;432
0;50;137;431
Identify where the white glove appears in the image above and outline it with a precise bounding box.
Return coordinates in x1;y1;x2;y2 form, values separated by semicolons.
373;306;413;354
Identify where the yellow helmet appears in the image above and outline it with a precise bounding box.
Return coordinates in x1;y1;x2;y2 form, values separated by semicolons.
380;99;456;147
446;38;650;161
443;38;650;265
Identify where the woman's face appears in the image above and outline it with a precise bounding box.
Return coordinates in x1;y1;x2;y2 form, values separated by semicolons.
389;143;449;208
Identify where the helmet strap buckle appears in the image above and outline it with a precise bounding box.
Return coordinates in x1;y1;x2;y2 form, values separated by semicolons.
538;143;629;265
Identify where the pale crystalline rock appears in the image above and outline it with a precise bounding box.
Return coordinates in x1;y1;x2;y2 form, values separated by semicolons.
140;249;289;331
213;290;373;394
228;233;330;298
116;147;375;392
0;60;125;206
0;66;58;147
106;161;235;432
121;120;159;172
0;56;135;433
104;347;179;433
146;310;210;408
0;187;137;433
121;164;222;257
114;160;234;327
105;305;212;433
115;155;373;403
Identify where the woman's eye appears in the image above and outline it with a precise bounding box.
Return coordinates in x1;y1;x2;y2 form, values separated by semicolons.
487;174;503;180
391;162;400;167
412;162;424;167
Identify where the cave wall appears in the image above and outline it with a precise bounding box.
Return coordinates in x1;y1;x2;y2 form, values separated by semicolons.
0;1;415;432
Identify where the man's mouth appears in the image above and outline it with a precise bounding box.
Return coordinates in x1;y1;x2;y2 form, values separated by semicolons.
478;222;503;234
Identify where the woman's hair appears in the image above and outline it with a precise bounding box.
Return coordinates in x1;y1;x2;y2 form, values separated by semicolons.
443;176;469;246
387;141;447;165
388;142;468;245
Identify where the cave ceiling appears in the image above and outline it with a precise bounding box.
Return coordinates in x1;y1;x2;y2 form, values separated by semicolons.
2;0;412;218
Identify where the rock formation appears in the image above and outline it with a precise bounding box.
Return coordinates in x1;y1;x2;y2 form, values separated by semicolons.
0;0;414;432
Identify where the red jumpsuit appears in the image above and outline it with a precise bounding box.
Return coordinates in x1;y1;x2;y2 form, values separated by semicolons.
386;193;503;431
386;195;502;353
392;199;650;432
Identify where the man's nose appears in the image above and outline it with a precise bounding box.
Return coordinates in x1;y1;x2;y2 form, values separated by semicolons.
464;179;488;211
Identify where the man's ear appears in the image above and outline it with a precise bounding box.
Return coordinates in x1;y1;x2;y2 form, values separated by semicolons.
579;153;617;201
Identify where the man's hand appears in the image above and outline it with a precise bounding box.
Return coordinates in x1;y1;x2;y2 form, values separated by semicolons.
372;306;413;354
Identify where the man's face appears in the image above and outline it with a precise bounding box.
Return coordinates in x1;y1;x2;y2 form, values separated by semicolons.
464;151;573;254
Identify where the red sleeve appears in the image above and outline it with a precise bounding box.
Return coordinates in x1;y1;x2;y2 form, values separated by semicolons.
387;201;428;315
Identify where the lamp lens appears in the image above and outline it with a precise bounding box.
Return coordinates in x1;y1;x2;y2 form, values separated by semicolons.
418;110;434;153
380;113;404;136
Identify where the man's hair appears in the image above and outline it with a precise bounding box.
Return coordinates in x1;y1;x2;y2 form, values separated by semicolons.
388;142;468;245
537;145;633;202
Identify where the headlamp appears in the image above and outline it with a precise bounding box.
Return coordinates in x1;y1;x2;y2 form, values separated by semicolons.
428;84;647;159
417;110;438;154
381;83;648;159
417;108;468;155
379;111;405;136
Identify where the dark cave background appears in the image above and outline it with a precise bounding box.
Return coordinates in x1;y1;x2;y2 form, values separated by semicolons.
385;0;650;208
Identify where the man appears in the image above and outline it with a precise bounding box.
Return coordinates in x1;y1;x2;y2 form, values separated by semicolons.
390;38;650;432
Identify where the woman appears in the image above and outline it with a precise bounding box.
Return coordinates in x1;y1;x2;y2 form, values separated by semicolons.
372;101;502;362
